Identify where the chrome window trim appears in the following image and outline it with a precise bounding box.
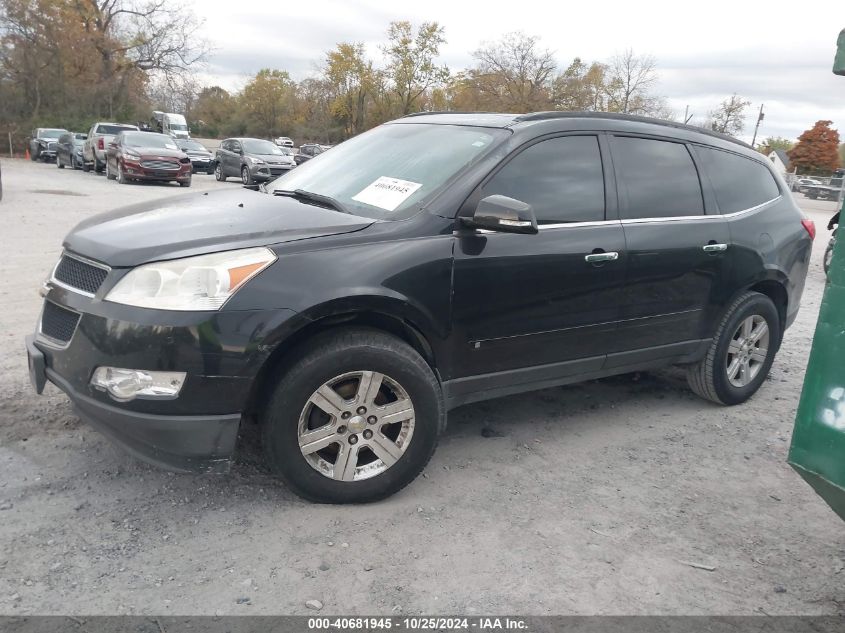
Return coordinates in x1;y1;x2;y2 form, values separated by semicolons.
462;194;782;234
49;251;111;298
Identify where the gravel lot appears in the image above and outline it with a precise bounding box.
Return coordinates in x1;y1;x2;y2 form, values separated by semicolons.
0;157;843;616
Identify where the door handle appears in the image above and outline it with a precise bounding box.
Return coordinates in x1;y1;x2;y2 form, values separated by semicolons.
702;243;728;252
584;251;619;263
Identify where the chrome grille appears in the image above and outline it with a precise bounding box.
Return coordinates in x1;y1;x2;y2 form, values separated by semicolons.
47;142;57;152
140;160;178;170
40;301;80;344
53;254;109;295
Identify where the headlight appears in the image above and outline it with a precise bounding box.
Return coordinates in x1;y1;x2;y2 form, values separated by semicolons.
123;151;141;160
106;247;276;310
246;156;264;166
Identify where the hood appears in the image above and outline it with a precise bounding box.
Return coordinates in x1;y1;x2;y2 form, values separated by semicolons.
64;188;374;267
127;147;186;159
254;153;295;164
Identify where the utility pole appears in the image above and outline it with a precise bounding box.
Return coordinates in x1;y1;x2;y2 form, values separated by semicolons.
684;105;693;125
750;104;765;149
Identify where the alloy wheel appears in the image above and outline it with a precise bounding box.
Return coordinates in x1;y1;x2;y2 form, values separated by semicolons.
297;371;415;482
241;167;250;185
726;315;770;388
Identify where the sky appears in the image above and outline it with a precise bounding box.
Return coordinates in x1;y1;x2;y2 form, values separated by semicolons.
187;0;845;144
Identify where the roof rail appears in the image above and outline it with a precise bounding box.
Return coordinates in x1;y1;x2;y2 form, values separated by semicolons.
513;111;751;148
399;110;512;118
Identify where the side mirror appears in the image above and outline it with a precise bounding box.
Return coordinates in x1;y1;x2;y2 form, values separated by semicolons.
461;195;538;235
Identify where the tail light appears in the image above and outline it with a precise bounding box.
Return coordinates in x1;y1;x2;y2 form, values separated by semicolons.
801;218;816;240
97;137;104;150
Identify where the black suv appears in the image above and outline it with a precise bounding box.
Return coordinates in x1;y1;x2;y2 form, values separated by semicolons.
26;112;813;503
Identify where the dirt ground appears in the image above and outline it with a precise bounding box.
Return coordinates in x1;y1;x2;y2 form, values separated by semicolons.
0;157;843;616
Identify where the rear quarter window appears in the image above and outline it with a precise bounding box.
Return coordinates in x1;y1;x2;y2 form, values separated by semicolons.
695;146;780;213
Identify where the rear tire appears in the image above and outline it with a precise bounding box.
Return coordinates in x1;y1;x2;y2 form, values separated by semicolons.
106;159;115;180
686;292;780;405
95;157;104;173
262;328;444;503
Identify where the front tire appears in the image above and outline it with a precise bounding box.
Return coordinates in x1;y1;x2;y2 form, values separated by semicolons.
57;154;64;169
214;163;226;181
262;329;444;503
241;166;252;185
179;176;192;187
117;162;128;184
686;292;780;405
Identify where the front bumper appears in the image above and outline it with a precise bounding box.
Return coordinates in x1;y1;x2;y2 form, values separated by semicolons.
27;277;300;473
124;161;192;182
250;164;294;181
27;335;239;473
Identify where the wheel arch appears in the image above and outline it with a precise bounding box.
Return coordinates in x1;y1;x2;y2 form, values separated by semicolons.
243;307;441;420
747;277;788;335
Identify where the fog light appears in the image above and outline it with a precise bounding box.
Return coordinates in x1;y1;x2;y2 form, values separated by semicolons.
90;367;186;402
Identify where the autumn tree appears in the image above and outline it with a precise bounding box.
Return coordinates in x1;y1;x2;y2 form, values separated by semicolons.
788;120;841;175
707;94;751;136
241;69;295;137
324;43;377;137
383;21;449;115
470;32;556;111
551;57;607;111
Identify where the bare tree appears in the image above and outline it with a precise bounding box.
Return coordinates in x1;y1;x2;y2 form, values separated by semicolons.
605;49;659;115
707;94;751;136
471;32;556;111
73;0;210;117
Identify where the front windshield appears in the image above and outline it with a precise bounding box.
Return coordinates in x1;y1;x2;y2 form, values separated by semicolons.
268;123;508;220
179;140;207;151
123;132;178;149
243;139;284;155
169;124;188;131
41;129;65;139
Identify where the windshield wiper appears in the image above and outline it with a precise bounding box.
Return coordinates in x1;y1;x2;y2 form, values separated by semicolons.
273;188;351;214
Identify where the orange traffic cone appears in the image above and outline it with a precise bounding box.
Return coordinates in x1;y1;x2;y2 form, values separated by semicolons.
25;148;30;160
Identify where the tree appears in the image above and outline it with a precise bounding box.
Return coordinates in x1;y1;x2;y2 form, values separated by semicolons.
241;69;295;137
788;120;841;175
192;86;234;137
383;21;449;115
707;94;751;136
324;43;376;137
758;136;794;155
604;49;660;115
470;32;556;111
552;58;607;111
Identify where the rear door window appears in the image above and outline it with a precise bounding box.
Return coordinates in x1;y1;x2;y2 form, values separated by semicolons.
612;136;704;219
481;135;605;224
695;146;781;213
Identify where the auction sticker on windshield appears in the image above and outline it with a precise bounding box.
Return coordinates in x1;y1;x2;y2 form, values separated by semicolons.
352;176;422;211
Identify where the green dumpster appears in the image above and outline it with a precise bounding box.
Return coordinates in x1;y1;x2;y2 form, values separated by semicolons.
789;204;845;520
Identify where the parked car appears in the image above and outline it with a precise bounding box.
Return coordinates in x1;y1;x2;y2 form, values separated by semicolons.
293;143;326;165
805;175;844;201
26;112;813;503
792;178;821;193
175;138;215;174
214;137;296;184
83;122;139;172
56;133;87;170
29;128;68;162
104;130;192;187
274;136;294;148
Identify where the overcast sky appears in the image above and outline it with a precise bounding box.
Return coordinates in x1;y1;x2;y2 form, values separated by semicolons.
188;0;844;144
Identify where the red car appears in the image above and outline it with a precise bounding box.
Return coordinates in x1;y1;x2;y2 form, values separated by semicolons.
105;131;192;186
